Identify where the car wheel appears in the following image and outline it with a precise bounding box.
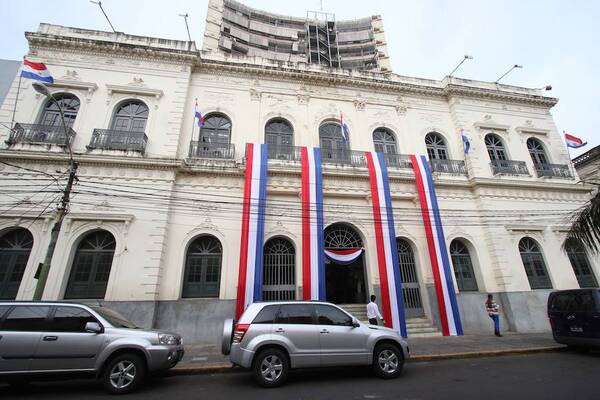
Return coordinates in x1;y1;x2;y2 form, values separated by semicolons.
253;348;289;388
373;343;404;379
102;353;146;395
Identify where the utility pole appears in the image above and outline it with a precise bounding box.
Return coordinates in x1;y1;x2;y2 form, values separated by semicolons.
33;161;78;300
31;82;78;300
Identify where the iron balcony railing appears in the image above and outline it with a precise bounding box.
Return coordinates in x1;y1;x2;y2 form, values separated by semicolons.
188;141;235;159
490;159;529;175
321;148;367;167
88;129;148;153
534;163;573;179
7;123;75;146
430;159;467;175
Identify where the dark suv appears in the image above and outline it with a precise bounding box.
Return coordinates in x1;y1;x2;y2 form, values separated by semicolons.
547;289;600;348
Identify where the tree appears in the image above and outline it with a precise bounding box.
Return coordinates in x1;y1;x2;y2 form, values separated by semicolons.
564;189;600;254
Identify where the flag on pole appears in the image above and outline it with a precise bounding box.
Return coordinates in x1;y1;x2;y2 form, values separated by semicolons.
340;113;350;142
194;99;205;127
564;132;586;149
20;59;53;84
461;129;471;154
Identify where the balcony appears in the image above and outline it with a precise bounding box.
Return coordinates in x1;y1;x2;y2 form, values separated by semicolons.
321;148;367;167
490;159;529;175
383;153;412;170
88;129;148;153
430;159;467;175
188;141;235;159
7;123;75;147
266;144;301;162
534;163;573;179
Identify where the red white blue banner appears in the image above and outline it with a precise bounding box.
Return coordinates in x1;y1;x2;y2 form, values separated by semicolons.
366;151;407;338
235;143;269;319
301;147;326;301
324;248;363;265
411;155;463;336
21;59;54;84
564;132;586;149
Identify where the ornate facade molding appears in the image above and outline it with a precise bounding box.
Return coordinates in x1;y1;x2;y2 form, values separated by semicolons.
106;84;164;99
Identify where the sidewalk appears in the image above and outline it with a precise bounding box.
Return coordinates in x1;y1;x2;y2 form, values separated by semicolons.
171;332;565;375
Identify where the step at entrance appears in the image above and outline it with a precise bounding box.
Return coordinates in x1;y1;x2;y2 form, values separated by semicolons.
339;305;441;338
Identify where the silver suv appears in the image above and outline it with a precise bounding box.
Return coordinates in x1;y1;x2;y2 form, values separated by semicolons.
222;301;409;387
0;302;184;394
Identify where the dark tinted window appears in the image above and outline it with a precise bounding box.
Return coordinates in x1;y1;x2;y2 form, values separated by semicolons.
315;305;352;326
549;293;573;312
1;306;50;331
568;291;596;312
253;305;280;324
275;304;314;325
50;306;97;332
0;305;11;319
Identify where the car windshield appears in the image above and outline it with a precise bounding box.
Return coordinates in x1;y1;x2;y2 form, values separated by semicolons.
91;306;138;329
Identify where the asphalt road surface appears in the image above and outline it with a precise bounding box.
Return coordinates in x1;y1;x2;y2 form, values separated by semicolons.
2;351;599;400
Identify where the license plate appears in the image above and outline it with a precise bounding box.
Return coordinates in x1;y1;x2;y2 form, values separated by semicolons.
570;326;583;333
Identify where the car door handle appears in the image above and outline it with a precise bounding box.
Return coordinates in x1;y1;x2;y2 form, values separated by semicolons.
320;329;329;334
567;315;576;320
43;336;58;341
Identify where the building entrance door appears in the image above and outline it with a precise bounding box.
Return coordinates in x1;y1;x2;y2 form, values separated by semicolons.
396;238;424;318
324;224;367;304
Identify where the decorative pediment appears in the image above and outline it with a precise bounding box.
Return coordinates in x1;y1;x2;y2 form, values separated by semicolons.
473;121;510;132
515;126;549;136
52;79;98;94
106;84;163;99
505;224;546;232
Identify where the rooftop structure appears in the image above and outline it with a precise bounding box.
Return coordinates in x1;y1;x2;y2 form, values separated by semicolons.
202;0;391;71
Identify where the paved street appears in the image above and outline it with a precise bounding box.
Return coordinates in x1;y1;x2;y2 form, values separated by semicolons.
2;351;599;399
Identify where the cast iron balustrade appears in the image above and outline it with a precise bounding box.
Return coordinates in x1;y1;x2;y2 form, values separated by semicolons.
88;129;148;153
534;163;573;179
188;141;235;159
7;123;75;146
320;148;367;167
383;153;413;170
266;144;302;162
430;159;467;175
490;159;529;175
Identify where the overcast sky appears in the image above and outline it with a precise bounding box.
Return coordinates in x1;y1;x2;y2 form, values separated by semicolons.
1;0;598;157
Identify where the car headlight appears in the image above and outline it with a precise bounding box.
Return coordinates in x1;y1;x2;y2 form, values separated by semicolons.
159;334;178;345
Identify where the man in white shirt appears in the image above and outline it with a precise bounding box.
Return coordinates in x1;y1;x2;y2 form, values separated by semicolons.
367;295;384;325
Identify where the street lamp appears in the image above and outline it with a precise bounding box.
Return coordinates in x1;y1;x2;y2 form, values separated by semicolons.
495;64;523;84
31;81;79;301
448;54;474;78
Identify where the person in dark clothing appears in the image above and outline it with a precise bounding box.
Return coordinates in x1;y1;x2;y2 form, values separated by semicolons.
486;294;503;337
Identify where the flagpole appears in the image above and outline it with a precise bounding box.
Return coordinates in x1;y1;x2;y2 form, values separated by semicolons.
10;72;23;131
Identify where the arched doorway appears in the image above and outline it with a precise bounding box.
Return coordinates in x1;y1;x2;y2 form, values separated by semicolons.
262;237;296;300
0;228;33;300
397;238;424;317
182;235;223;298
324;223;366;304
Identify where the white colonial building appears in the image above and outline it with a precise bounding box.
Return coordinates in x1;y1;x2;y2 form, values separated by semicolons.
0;1;597;343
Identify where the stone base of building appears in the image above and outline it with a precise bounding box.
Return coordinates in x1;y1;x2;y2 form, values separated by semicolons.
86;291;551;344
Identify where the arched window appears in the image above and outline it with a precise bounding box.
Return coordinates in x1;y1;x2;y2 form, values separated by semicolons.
324;224;363;249
565;239;598;288
39;94;80;128
527;138;549;166
396;238;424;316
111;100;149;132
373;128;397;154
65;230;116;299
485;134;507;161
319;122;349;162
265;119;294;160
425;132;448;160
519;237;552;289
200;114;232;144
182;235;222;298
0;228;33;300
450;240;478;292
262;237;296;301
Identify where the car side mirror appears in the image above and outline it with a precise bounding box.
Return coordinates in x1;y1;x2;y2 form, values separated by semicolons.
351;318;360;328
85;321;104;334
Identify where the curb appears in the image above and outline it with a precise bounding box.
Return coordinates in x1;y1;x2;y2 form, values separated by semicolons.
168;346;566;376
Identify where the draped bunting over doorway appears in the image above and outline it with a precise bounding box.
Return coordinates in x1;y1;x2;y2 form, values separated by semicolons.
411;154;463;336
324;248;363;265
365;151;408;338
235;143;269;319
